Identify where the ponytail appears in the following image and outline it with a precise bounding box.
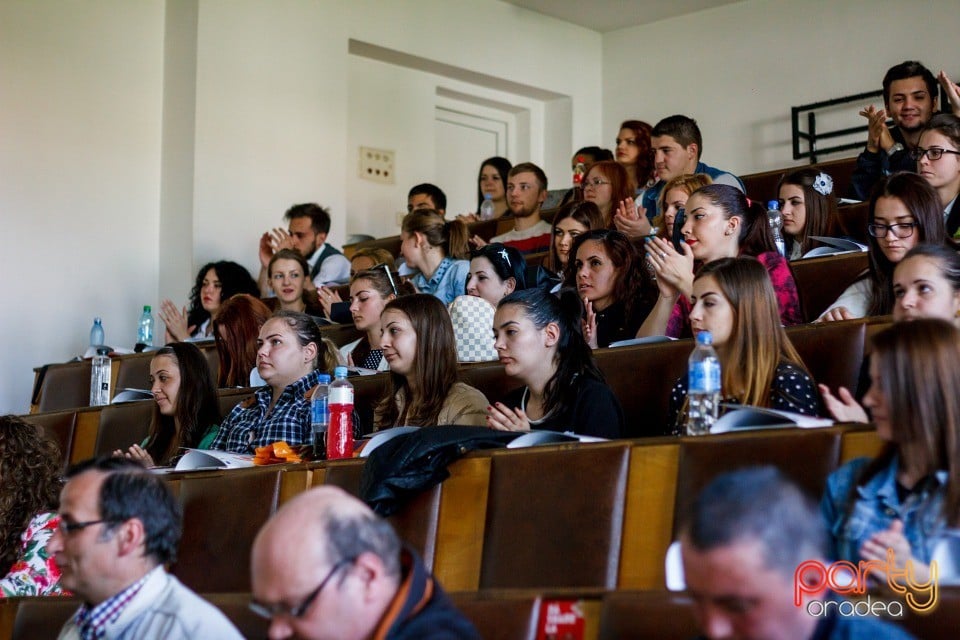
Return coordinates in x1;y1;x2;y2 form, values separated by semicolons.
498;288;603;417
445;218;471;260
402;209;470;259
692;184;775;257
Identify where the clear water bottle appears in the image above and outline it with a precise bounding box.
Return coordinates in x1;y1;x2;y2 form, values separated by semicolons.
687;331;721;436
89;347;112;406
137;305;154;347
767;200;786;257
479;193;496;221
327;366;354;460
311;373;331;459
89;317;105;348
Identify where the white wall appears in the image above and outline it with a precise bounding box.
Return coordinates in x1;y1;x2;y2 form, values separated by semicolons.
0;1;164;413
0;0;601;414
603;0;960;176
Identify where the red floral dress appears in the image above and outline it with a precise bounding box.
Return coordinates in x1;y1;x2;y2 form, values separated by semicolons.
0;512;66;597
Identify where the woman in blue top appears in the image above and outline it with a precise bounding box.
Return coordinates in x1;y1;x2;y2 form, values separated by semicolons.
400;209;471;305
821;319;960;584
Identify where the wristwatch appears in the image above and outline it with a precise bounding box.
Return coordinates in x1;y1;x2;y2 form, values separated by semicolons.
887;143;905;157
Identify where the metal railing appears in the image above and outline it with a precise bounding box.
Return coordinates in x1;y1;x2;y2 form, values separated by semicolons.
791;90;883;163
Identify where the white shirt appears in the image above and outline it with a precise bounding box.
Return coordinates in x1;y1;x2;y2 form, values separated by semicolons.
307;243;351;288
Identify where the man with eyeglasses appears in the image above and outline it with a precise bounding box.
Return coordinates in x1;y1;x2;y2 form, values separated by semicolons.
850;61;939;201
250;485;478;640
49;457;242;640
487;162;553;255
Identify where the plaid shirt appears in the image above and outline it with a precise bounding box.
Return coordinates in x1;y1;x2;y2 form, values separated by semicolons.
74;568;153;640
211;369;322;453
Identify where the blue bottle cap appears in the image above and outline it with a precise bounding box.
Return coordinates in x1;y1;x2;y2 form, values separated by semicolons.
767;200;779;210
317;373;331;384
334;366;348;378
695;330;713;345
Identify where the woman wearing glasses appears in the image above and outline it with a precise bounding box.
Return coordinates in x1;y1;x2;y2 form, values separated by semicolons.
819;172;945;322
917;114;960;237
340;266;412;371
581;160;635;227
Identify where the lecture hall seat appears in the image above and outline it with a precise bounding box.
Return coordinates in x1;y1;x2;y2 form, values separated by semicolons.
479;443;630;589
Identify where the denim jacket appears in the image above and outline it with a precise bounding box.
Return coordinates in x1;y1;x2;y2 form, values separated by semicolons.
821;455;949;565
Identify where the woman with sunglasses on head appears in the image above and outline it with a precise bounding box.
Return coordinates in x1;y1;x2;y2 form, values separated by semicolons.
917;114;960;237
340;266;412;371
638;184;802;339
819;172;946;322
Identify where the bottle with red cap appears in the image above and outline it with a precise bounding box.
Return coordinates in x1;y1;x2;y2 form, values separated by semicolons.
326;366;354;459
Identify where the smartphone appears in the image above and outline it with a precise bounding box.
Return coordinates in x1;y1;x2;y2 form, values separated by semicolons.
672;207;686;252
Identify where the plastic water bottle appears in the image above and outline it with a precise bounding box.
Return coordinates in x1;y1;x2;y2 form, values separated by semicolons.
137;305;154;347
687;331;721;436
89;347;112;406
89;317;105;348
311;373;331;459
767;200;786;257
479;193;496;221
327;366;354;459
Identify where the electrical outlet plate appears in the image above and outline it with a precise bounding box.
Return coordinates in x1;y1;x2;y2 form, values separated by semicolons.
359;146;395;184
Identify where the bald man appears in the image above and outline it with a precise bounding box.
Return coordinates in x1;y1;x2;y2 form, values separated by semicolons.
250;486;479;640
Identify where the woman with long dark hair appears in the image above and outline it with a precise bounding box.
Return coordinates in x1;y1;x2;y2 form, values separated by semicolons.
158;260;259;341
565;229;657;348
487;288;624;438
374;294;488;429
819;172;945;321
114;342;221;466
777;168;839;259
546;201;605;276
639;183;802;338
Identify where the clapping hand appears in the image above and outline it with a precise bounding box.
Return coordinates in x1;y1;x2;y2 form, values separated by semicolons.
613;197;653;238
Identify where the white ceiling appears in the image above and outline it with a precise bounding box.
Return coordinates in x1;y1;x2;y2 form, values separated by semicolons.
502;0;743;33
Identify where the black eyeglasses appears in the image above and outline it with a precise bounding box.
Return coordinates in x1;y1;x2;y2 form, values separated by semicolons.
57;519;116;535
249;557;353;620
912;147;960;162
867;222;917;239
